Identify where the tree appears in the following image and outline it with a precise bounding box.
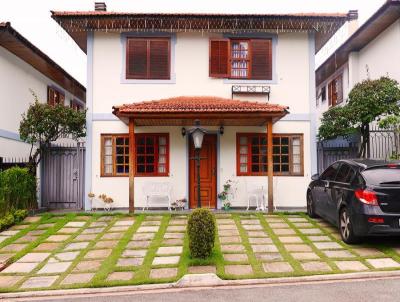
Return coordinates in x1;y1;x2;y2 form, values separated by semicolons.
19;92;86;171
318;77;400;157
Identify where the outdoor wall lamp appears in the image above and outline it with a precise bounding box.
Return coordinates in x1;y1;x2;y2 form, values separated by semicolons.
219;126;224;135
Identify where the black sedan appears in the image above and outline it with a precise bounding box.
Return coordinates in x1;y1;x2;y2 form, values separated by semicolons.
307;159;400;244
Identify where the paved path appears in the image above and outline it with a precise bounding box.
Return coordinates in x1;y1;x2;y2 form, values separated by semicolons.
18;276;400;302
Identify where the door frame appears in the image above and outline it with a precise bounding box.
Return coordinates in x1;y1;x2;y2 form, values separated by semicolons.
187;132;219;209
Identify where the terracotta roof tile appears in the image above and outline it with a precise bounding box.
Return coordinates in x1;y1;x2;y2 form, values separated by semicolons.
114;96;288;114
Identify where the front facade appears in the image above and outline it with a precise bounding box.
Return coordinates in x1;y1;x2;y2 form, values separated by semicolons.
316;0;400;127
0;22;86;159
53;6;353;210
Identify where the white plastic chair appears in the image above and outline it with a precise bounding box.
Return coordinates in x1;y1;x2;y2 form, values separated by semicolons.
245;182;266;211
142;182;172;211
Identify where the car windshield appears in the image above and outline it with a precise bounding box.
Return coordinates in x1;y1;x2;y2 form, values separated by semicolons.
361;167;400;186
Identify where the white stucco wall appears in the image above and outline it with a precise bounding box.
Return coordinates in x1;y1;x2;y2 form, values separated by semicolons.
316;19;400;126
89;31;313;209
0;46;84;158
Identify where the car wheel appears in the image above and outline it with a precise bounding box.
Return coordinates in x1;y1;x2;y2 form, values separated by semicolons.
339;207;360;244
307;191;318;218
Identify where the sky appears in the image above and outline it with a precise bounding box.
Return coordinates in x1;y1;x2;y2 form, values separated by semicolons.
0;0;385;86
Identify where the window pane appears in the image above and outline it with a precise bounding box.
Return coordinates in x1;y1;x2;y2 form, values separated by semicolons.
240;146;248;154
158;165;166;173
146;137;154;145
159;146;166;155
292;154;300;164
116;156;124;164
124;166;129;173
240;155;247;163
252;155;260;163
260;137;267;145
159;155;166;164
273;146;280;154
251;136;259;145
293;146;300;154
138;137;145;145
146;165;154;173
273;164;280;172
146;146;154;154
281;146;289;154
281;137;289;145
146;156;155;164
252;146;259;154
260;146;267;155
116;147;124;155
293;165;301;174
104;155;112;165
240;164;248;173
159;136;166;145
252;165;259;172
273;137;280;145
261;165;267;172
105;165;113;174
116;165;124;173
282;164;289;172
281;155;289;163
137;165;145;173
137;156;145;164
273;155;280;163
137;146;145;154
116;138;124;145
239;136;248;144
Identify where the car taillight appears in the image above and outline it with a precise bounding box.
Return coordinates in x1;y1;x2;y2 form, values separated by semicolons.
355;189;379;206
387;164;399;169
368;217;384;224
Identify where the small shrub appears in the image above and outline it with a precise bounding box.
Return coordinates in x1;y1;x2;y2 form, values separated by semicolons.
187;208;216;259
0;167;37;215
14;209;28;223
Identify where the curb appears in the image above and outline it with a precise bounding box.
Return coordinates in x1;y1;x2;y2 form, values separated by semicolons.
2;270;400;300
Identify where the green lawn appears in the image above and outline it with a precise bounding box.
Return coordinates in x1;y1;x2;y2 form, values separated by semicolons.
0;211;399;292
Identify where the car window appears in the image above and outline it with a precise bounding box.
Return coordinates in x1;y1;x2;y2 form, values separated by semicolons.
320;162;340;181
362;168;400;186
335;164;355;183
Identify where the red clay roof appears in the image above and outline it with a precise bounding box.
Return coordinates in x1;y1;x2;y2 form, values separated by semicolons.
113;96;288;114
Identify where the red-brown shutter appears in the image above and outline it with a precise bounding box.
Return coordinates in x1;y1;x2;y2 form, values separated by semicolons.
149;39;170;79
209;39;230;78
328;82;333;106
250;39;272;80
126;38;147;79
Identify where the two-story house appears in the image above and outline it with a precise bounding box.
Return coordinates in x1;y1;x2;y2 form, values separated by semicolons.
0;22;86;160
316;0;400;128
52;3;354;211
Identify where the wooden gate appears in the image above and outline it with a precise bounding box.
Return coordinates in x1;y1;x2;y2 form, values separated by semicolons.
40;142;85;209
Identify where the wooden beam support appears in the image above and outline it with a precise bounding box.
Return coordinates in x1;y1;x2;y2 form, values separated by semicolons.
129;119;135;213
267;118;274;213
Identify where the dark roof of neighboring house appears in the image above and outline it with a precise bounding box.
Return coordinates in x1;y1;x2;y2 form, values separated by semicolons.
51;10;357;54
316;0;400;87
0;22;86;102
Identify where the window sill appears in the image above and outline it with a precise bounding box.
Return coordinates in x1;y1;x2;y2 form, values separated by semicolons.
223;78;276;85
121;74;176;84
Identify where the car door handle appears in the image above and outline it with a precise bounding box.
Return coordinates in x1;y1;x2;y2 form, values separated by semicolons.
324;181;330;192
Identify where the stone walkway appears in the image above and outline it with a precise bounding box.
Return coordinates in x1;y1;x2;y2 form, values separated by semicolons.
0;213;399;291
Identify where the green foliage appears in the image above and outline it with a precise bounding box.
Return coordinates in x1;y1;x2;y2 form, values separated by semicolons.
318;77;400;156
0;210;28;232
318;106;355;141
0;167;37;215
19;92;86;168
187;209;216;259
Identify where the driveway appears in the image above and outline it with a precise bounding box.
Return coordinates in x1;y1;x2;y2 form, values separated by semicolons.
0;212;399;292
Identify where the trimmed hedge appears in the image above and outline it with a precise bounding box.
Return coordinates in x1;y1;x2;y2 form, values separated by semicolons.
187;208;216;259
0;167;37;216
0;209;28;232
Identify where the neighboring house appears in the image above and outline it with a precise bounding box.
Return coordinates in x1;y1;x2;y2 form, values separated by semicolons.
316;0;400;128
52;3;354;211
0;22;86;159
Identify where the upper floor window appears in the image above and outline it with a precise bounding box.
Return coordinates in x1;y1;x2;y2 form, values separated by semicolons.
209;38;272;80
126;37;170;80
328;75;343;107
237;133;303;176
70;99;84;111
47;86;65;106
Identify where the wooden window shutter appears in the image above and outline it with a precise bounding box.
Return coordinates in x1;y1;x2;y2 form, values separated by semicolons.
328;82;333;106
250;39;272;80
209;39;229;78
149;39;170;79
126;39;148;79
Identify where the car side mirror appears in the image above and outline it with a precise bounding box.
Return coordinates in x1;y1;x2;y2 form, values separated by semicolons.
311;173;320;181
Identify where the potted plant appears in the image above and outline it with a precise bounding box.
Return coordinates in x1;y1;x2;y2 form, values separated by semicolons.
171;198;186;211
218;180;233;211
